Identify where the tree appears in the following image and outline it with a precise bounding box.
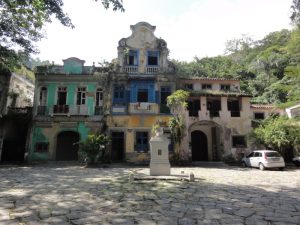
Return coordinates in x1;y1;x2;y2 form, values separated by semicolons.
291;0;300;27
251;116;300;155
167;90;189;161
0;0;124;70
79;134;110;165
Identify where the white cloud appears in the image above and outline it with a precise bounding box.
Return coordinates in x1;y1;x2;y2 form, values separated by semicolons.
36;0;293;65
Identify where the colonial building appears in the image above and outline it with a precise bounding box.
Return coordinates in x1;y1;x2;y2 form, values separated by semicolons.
29;58;106;161
28;22;281;162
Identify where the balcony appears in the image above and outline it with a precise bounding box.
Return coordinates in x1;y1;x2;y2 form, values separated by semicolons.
146;66;159;74
69;105;88;115
37;106;48;115
124;66;138;74
129;103;157;114
209;111;220;117
53;105;69;114
112;105;127;114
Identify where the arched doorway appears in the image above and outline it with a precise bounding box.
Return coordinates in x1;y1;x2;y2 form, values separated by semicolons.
191;130;208;161
56;131;79;161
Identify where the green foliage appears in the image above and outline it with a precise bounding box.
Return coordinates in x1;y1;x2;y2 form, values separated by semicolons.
174;28;300;105
167;90;189;161
79;134;110;164
0;0;124;71
291;0;300;27
251;116;300;153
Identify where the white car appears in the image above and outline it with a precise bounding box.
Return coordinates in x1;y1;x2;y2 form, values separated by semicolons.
241;150;285;170
292;156;300;167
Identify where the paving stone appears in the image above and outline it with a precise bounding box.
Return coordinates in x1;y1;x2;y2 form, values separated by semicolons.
178;217;197;225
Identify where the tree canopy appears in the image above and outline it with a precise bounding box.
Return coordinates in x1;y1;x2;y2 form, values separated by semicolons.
0;0;124;71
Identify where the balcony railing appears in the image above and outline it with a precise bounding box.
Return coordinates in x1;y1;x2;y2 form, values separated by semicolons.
188;110;199;117
37;106;47;115
124;66;138;74
146;66;159;74
53;105;69;114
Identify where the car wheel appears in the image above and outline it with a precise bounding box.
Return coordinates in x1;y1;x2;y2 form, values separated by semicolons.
259;163;265;171
242;162;247;167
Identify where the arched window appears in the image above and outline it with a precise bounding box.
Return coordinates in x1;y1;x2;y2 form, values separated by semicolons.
39;87;47;106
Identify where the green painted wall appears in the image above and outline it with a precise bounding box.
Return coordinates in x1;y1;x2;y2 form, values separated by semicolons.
67;84;76;106
87;83;96;115
63;60;83;74
77;122;90;140
30;127;49;161
47;83;57;106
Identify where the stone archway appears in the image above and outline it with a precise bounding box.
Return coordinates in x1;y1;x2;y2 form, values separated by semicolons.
56;131;79;161
191;130;208;161
189;121;222;161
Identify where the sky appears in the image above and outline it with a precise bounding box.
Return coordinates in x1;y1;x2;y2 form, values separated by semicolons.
36;0;293;65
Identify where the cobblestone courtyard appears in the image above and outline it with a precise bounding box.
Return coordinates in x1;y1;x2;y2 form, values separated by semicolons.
0;164;300;225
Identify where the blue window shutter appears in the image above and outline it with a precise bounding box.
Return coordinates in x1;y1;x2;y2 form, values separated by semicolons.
155;90;160;103
126;90;130;102
148;85;154;103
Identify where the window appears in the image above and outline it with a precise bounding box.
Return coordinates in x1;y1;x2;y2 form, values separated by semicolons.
184;84;193;90
96;88;103;106
39;87;47;106
127;50;138;66
35;142;49;153
202;84;212;90
57;87;67;105
227;99;240;117
136;132;148;152
77;87;86;105
147;51;159;66
113;85;125;103
207;99;221;117
254;112;265;120
187;99;201;117
221;84;230;91
160;86;171;114
232;136;247;148
254;152;262;157
137;89;148;102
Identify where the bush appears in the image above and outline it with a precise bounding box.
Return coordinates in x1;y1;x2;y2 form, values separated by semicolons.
79;134;110;165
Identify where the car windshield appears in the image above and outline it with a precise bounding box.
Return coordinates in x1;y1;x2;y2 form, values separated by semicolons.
266;152;281;157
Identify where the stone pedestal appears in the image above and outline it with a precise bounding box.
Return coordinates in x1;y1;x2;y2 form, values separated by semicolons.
150;131;170;176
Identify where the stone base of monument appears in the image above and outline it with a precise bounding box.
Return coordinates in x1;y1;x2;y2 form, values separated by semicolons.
149;129;171;176
150;161;171;176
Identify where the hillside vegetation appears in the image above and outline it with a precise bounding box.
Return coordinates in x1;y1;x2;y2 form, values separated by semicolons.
173;28;300;107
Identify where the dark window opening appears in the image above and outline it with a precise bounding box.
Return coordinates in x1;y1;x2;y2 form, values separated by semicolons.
160;86;171;114
187;99;201;117
221;84;230;91
207;99;221;117
202;84;212;90
228;99;240;117
127;50;138;66
57;87;67;105
147;51;159;66
136;132;148;152
137;89;148;102
254;112;265;120
35;142;49;153
232;136;246;148
184;84;193;90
